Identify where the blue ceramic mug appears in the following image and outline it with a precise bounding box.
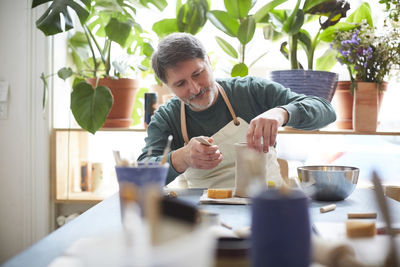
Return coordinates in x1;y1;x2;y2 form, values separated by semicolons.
251;189;311;267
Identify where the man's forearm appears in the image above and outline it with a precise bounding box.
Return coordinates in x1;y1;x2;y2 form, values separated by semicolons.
171;147;189;173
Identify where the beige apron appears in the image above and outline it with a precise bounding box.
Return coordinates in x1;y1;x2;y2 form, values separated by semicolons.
168;83;282;189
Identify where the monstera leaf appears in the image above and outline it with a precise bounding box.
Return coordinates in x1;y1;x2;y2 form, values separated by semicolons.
71;82;113;134
32;0;91;36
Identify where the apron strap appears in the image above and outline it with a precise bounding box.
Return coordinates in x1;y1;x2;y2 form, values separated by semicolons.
180;83;239;145
180;101;190;145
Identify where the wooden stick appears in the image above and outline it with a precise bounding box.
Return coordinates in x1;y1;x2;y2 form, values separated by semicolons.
347;212;377;219
320;204;336;213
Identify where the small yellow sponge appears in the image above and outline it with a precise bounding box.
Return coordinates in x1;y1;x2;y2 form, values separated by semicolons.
207;189;233;199
346;220;376;238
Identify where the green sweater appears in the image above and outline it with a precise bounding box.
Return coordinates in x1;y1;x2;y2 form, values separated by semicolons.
138;76;336;184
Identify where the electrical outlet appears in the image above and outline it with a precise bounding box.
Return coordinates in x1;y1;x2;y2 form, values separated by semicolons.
0;102;7;120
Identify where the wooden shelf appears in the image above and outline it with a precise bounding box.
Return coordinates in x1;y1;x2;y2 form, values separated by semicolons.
54;127;400;135
53;127;146;132
279;127;400;136
54;192;113;203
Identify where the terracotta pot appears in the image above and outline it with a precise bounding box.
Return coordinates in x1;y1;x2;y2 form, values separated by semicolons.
332;81;353;129
353;82;387;132
333;81;387;130
88;78;139;128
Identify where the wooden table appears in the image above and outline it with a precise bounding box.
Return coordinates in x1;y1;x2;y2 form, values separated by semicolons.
2;188;399;267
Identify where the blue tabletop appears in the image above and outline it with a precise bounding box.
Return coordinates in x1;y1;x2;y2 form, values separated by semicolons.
2;188;399;267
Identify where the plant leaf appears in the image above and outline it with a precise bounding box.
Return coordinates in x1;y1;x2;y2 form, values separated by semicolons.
207;10;239;37
346;2;373;26
282;0;301;33
177;0;208;34
254;0;288;23
231;63;248;77
105;18;133;47
238;16;255;45
57;67;73;80
297;29;312;57
303;0;331;12
316;48;337;71
287;9;304;35
319;21;355;42
32;0;90;36
71;81;113;134
152;19;179;37
224;0;252;19
215;36;238;58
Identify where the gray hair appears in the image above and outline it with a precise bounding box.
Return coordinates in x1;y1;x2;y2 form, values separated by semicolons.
151;33;207;84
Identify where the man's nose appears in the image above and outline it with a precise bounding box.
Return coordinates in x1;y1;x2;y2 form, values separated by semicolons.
188;79;201;95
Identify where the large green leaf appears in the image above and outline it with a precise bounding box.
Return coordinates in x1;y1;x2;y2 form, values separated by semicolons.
152;19;179;37
71;82;113;134
316;48;337;71
319;22;355;42
346;2;373;26
207;10;239;37
105;18;133;47
32;0;90;36
238;16;255;45
177;0;208;34
224;0;252;19
215;36;238;58
231;63;248;77
254;0;288;23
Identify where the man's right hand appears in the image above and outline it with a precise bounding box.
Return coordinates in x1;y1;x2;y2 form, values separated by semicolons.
171;136;223;173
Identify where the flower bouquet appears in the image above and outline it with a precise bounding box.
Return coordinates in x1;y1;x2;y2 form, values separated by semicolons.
331;19;400;131
331;21;400;93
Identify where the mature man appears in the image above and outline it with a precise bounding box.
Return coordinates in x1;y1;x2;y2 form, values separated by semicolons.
138;33;336;188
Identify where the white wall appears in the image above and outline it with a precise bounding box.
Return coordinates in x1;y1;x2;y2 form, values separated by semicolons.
0;0;51;263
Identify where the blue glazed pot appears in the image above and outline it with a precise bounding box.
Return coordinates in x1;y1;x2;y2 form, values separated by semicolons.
251;189;311;267
270;70;338;101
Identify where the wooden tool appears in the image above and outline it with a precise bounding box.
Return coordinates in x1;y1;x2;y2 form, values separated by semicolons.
193;136;212;146
347;212;377;219
320;204;336;213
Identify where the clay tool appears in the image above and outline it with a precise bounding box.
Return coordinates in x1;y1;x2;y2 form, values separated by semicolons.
320;204;336;213
193;136;212;146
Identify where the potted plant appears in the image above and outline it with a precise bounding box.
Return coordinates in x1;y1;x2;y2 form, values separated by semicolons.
32;0;167;134
262;0;351;101
331;14;400;131
204;0;285;77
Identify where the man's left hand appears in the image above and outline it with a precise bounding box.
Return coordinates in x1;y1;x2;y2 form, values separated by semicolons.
246;107;288;153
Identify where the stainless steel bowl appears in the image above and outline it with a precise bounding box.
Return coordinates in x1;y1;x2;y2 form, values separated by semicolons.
297;166;359;201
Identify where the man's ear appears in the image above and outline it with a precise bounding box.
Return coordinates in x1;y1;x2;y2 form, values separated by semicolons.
206;55;212;67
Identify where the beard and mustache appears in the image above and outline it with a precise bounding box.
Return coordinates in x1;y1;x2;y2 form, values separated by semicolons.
183;86;216;111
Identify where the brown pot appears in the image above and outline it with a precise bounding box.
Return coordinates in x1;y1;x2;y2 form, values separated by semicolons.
88;78;139;128
353;82;387;132
332;81;353;130
332;81;387;130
